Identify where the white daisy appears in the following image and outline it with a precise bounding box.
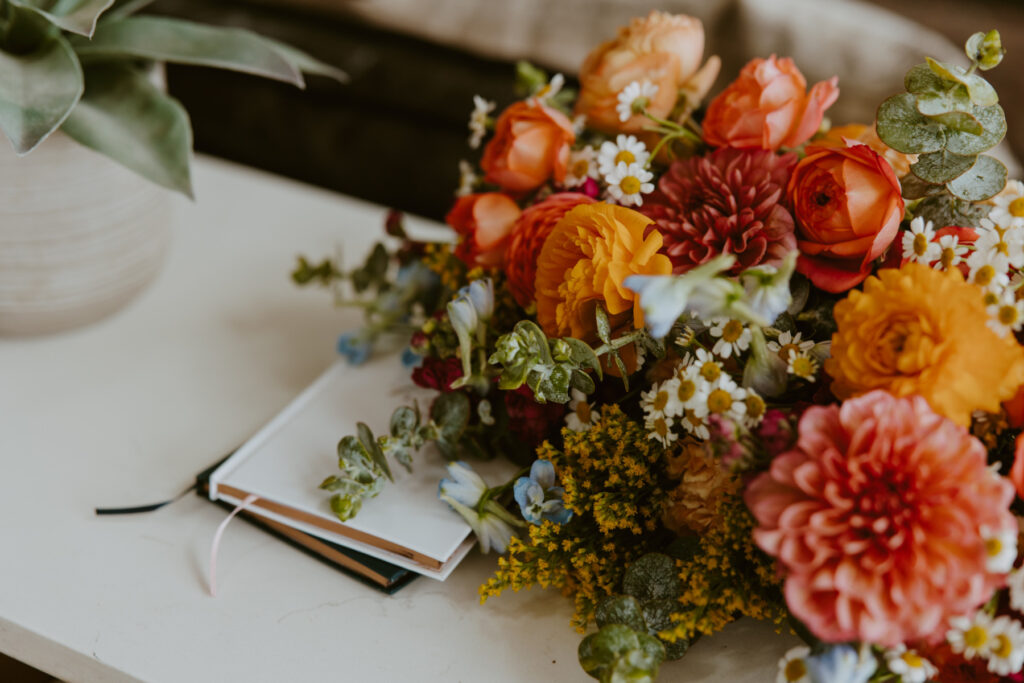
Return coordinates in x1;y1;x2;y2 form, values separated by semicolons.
468;95;495;149
564;146;599;188
989;179;1024;229
616;79;659;122
743;390;767;429
1007;568;1024;612
456;160;478;197
981;525;1019;572
986;291;1024;338
884;644;937;683
776;645;811;683
604;161;654;207
987;616;1024;676
787;351;819;380
598;134;651;175
694;374;747;423
571;114;588;136
975;217;1024;268
901;216;940;264
967;249;1012;292
565;389;600;432
694;347;723;383
679;408;710;441
708;318;752;359
531;73;565;104
948;611;997;659
767;330;814;362
936;234;968;270
645;413;678;447
668;365;708;418
641;381;675;422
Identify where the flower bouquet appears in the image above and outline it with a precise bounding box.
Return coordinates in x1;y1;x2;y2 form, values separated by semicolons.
295;12;1024;683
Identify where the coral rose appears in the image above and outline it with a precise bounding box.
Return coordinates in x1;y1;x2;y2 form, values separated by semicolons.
641;147;797;274
481;101;575;193
446;192;521;268
534;202;672;341
703;55;838;151
826;263;1024;426
505;192;595;308
575;11;720;135
1012;432;1024;500
788;143;903;292
745;390;1016;646
817;123;915;177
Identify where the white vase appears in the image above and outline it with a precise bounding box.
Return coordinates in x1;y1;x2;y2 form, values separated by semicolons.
0;131;173;335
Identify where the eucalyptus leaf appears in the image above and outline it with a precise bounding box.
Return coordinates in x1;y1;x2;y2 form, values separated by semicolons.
595;595;646;632
357;422;392;482
910;149;976;184
926;57;998;107
913;193;991;229
563;336;602;379
928;110;982;136
876;93;945;154
946;154;1007;201
74;16;304;86
60;62;193;196
570;370;596;395
595;305;612;345
431;391;470;443
623;554;680;602
915;87;972;117
904;63;945;95
0;31;82;154
497;362;529;391
900;173;946;200
390;405;417;437
9;0;115;37
945;104;1005;155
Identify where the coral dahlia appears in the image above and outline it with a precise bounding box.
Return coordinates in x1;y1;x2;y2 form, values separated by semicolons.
641;147;797;275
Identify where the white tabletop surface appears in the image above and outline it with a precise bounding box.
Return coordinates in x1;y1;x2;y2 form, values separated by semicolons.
0;157;797;682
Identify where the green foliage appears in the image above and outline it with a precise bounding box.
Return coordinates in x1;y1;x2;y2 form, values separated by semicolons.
578;624;665;683
489;320;603;404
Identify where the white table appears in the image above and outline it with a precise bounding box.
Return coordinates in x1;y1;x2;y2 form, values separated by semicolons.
0;158;797;682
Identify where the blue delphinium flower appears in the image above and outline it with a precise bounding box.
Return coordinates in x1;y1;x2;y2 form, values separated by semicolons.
337;331;372;365
438;461;521;554
805;645;877;683
401;346;423;368
514;459;572;525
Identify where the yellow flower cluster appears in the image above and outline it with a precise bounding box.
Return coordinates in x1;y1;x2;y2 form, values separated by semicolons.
660;494;787;643
480;405;671;629
422;242;467;292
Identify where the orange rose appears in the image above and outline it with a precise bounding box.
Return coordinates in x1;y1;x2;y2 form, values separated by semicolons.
704;55;838;151
480;101;575;193
817;123;915;177
445;193;521;268
505;192;595;308
574;11;720;135
1012;433;1024;499
825;263;1024;426
788;142;903;292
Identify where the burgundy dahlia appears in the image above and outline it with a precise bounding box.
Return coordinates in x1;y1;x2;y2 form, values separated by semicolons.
641;147;797;274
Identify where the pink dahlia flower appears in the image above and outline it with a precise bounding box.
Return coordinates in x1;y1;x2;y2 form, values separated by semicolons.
745;390;1015;647
641;147;797;274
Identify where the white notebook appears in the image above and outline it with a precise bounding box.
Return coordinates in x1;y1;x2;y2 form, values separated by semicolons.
208;356;488;580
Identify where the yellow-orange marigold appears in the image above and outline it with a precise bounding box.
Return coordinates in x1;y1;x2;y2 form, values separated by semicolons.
534;203;672;341
826;263;1024;425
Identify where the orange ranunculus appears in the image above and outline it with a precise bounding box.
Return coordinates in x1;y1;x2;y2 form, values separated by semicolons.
817;123;916;177
703;55;838;151
1012;432;1024;500
788;142;903;292
445;192;521;268
505;192;595;308
535;202;671;343
825;263;1024;426
574;11;720;135
480;101;575;193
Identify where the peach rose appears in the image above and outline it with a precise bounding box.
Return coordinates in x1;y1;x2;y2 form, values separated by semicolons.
704;55;838;151
574;11;720;135
445;193;521;268
788;143;903;292
480;101;575;193
817;123;915;177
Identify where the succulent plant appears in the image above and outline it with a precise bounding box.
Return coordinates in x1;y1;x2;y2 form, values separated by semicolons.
0;0;346;196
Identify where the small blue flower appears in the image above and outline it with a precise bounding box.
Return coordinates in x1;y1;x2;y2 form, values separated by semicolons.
337;331;372;365
438;461;521;553
514;460;572;525
459;279;494;322
401;346;423;368
805;645;877;683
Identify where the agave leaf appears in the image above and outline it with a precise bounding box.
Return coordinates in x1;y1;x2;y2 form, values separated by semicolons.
945;103;1005;156
61;62;193;196
100;0;154;21
910;149;976;185
0;31;83;154
8;0;115;37
946;154;1007;202
73;16;304;87
876;93;945;154
261;36;348;83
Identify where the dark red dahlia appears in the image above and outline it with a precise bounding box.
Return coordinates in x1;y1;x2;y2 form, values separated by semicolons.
412;357;463;392
641;148;798;274
504;385;565;445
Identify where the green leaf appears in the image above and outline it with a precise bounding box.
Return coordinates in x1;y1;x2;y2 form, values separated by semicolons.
357;422;392;482
390;406;418;438
60;62;193;196
926;57;997;106
876;93;945;154
900;173;946;200
570;369;596;395
946;154;1007;201
578;624;665;683
515;60;547;97
622;554;680;602
913;193;990;229
910;149;976;184
497;362;529;391
563;336;603;379
945;104;1005;156
595;305;612;345
431;391;470;443
73;16;304;87
9;0;115;37
101;0;154;21
262;36;348;83
904;63;945;95
595;595;646;632
0;31;83;154
928;110;982;136
915;86;972;117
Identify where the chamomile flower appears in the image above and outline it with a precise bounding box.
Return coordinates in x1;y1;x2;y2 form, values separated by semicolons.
468;95;495;149
456;160;478;196
532;73;565;104
670;365;706;417
1008;568;1024;612
694;347;723;383
695;374;747;423
981;524;1018;572
901;217;940;264
989;179;1024;229
709;318;752;358
776;645;811;683
986;291;1024;338
564;146;599;188
605;161;654;207
883;645;937;683
967;249;1011;292
565;389;600;432
987;616;1024;676
645;413;678;447
679;408;710;440
641;380;677;421
948;611;997;659
571;114;588;135
936;234;968;270
616;79;659;122
976;218;1024;268
787;351;818;380
743;391;767;428
598;134;650;175
767;330;814;362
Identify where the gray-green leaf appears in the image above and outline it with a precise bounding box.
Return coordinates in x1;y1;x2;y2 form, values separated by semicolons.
944;104;1006;156
904;63;945;95
262;36;348;83
60;62;193;196
926;57;998;107
928;110;982;136
595;595;647;632
623;554;680;602
910;149;976;184
9;0;114;37
0;32;83;154
876;93;945;154
357;422;392;482
946;154;1007;201
915;86;972;117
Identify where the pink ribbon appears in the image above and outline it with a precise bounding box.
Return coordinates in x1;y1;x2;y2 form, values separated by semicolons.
208;494;259;597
